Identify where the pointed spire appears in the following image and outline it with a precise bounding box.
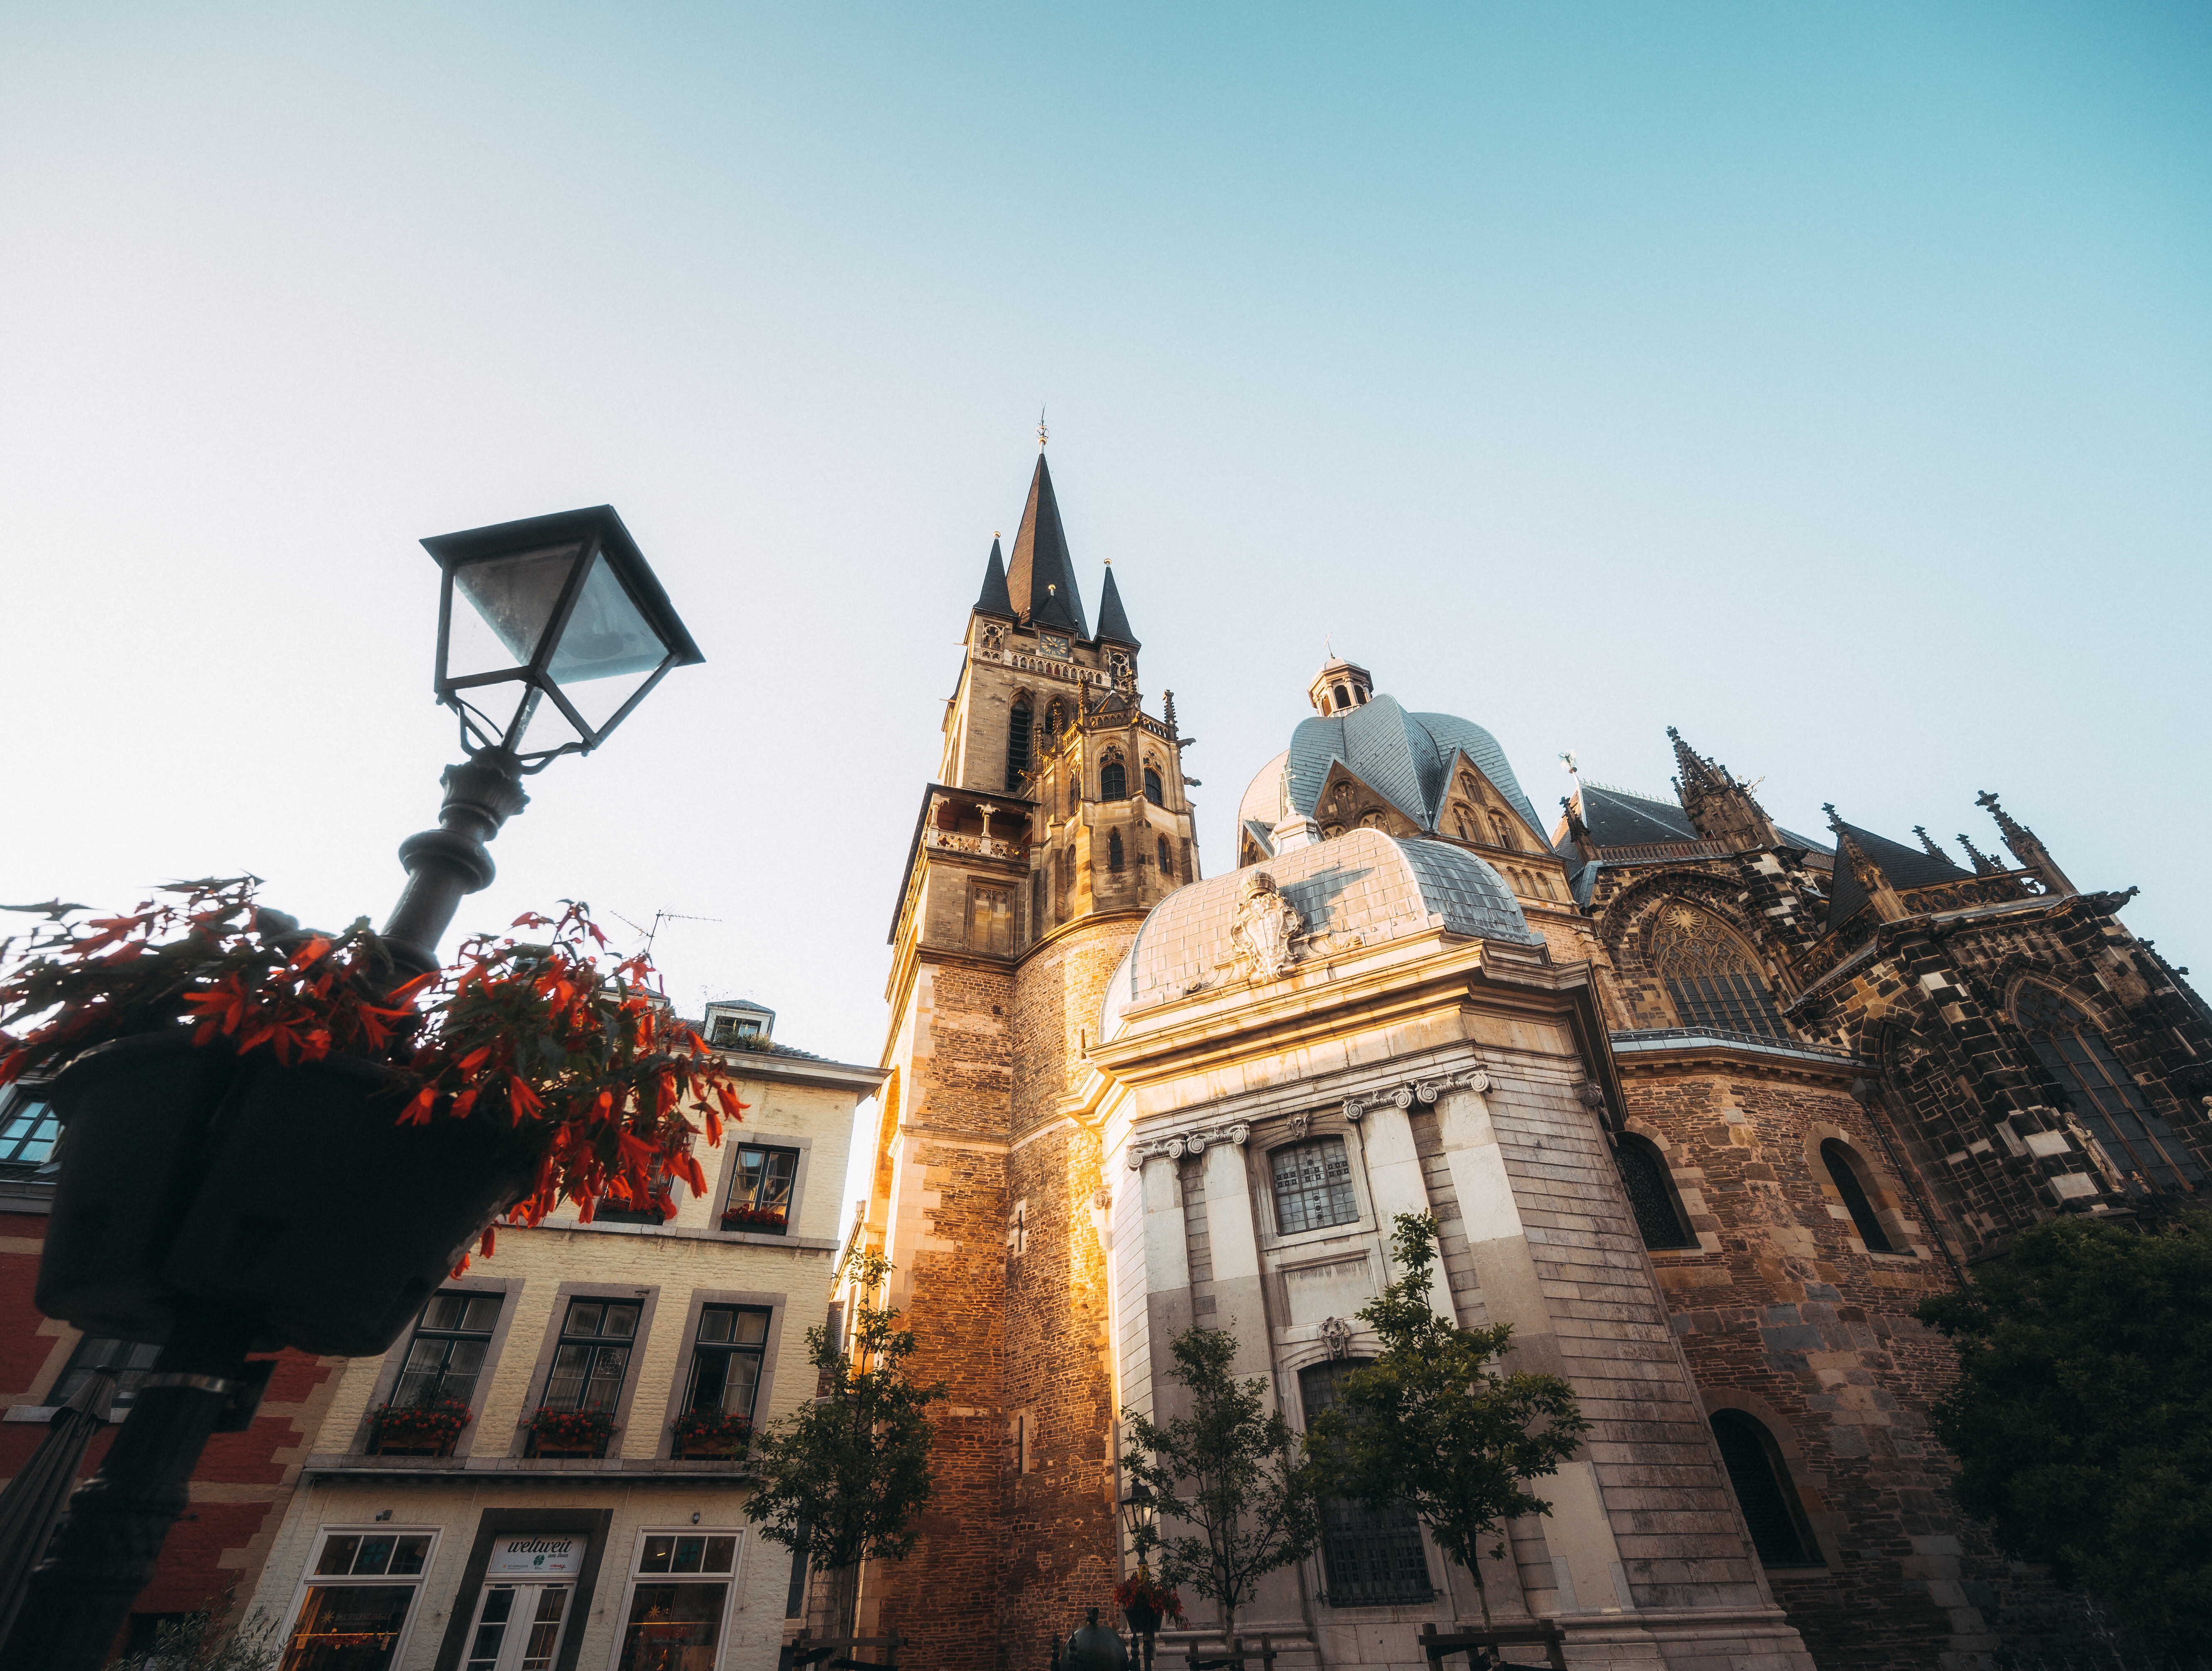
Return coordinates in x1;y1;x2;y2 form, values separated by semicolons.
1956;832;2001;875
1095;561;1137;646
1667;725;1725;794
1006;453;1088;636
974;536;1012;617
1668;726;1777;851
1976;790;2074;894
1913;826;1946;861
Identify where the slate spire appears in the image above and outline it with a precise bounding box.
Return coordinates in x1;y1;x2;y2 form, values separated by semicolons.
1095;561;1137;647
1007;453;1089;637
974;536;1012;617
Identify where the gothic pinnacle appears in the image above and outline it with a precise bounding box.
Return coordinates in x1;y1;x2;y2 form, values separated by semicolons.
1913;826;1946;860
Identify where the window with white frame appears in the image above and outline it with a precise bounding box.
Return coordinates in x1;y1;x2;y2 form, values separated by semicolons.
280;1528;436;1671
612;1530;742;1670
457;1533;590;1671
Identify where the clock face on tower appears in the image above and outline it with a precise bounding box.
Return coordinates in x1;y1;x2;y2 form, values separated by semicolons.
1040;634;1072;660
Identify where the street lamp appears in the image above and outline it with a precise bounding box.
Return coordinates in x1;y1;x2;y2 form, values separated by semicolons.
383;507;703;980
1119;1480;1163;1671
0;507;701;1671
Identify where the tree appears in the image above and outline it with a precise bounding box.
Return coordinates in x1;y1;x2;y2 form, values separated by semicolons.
745;1251;945;1637
1915;1209;2212;1654
1304;1214;1588;1626
1122;1327;1321;1641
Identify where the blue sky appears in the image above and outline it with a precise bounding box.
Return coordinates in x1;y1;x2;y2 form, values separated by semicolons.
5;3;2208;1088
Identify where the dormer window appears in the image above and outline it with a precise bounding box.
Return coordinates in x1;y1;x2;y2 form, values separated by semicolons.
703;1002;774;1052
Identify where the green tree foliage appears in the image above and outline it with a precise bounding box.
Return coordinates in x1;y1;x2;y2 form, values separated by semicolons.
1304;1214;1588;1625
1915;1209;2212;1653
745;1252;945;1635
1122;1328;1321;1639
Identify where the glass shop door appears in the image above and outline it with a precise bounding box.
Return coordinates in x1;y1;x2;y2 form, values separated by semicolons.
462;1581;573;1671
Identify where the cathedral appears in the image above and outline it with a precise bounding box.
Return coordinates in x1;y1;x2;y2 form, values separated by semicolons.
845;448;2212;1671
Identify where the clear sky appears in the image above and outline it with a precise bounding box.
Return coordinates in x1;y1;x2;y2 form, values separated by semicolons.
5;5;2208;1114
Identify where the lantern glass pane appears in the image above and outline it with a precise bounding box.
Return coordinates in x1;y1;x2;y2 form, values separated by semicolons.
449;543;586;674
544;551;669;732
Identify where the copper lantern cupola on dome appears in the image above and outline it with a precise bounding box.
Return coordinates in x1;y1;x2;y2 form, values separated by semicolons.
1307;654;1372;717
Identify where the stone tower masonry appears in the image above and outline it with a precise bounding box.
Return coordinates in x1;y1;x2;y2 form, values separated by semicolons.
858;450;1198;1669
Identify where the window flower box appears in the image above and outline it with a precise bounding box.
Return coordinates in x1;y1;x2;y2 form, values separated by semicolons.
671;1408;753;1458
370;1397;473;1457
525;1407;615;1458
720;1203;788;1235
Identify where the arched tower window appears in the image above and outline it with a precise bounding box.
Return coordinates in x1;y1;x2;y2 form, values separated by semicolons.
1819;1141;1895;1254
1330;683;1351;713
1006;701;1033;792
1616;1135;1695;1250
2014;983;2203;1192
1100;760;1127;801
1649;903;1786;1041
1157;836;1172;873
1710;1411;1822;1567
1299;1359;1433;1606
1107;830;1124;872
1143;766;1164;806
1068;777;1080;816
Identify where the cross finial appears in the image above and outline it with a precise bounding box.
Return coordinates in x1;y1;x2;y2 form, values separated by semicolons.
1037;405;1048;448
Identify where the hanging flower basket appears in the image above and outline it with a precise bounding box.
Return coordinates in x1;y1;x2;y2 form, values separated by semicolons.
719;1203;787;1234
0;885;752;1359
527;1406;615;1457
372;1398;473;1455
1113;1572;1183;1635
671;1408;753;1457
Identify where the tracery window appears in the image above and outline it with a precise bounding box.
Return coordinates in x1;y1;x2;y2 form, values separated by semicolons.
1006;702;1033;792
1649;903;1786;1041
1100;760;1127;801
1819;1142;1895;1254
1710;1411;1823;1567
2013;984;2203;1192
1616;1135;1695;1250
1299;1360;1433;1606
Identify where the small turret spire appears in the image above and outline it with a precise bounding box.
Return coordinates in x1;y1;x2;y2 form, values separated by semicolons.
1095;561;1137;647
974;536;1012;617
1913;826;1946;861
1956;832;2001;875
1976;790;2074;894
1668;727;1778;851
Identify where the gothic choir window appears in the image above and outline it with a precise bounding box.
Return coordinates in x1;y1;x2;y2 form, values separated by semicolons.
1818;1142;1896;1254
1006;702;1033;792
1649;903;1787;1041
1108;831;1124;872
1100;760;1127;801
1710;1411;1823;1567
1143;766;1164;806
1299;1360;1433;1606
1271;1138;1358;1235
1615;1135;1696;1250
2013;984;2203;1192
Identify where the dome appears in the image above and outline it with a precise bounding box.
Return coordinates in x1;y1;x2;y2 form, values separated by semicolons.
1102;827;1538;1032
1236;693;1546;846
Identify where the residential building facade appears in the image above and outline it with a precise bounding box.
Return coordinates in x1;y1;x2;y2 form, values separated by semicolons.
240;1002;880;1671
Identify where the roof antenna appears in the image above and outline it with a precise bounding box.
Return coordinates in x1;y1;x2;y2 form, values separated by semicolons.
608;907;724;962
1038;405;1048;448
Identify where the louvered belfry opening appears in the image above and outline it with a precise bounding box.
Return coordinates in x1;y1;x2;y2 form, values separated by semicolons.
1006;702;1032;791
1650;902;1787;1041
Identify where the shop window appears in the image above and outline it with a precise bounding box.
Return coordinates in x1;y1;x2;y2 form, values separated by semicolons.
1006;702;1033;791
50;1334;159;1413
1271;1137;1358;1235
1144;767;1164;806
1299;1360;1433;1605
1650;902;1786;1041
281;1528;435;1671
1100;761;1127;801
1710;1412;1823;1567
723;1146;797;1234
1819;1142;1895;1253
614;1532;740;1671
2014;984;2204;1192
1616;1136;1696;1250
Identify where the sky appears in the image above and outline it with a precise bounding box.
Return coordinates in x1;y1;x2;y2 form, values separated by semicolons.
5;5;2209;1212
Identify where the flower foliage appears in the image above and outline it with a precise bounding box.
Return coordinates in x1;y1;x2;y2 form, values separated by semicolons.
373;1399;473;1441
0;881;754;1260
672;1407;754;1452
1110;1573;1184;1620
527;1407;616;1452
720;1203;788;1232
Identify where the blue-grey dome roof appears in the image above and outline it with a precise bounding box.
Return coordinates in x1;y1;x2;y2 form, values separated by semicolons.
1279;696;1544;838
1101;828;1540;1033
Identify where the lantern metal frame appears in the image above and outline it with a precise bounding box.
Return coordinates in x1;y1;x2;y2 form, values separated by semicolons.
423;504;704;771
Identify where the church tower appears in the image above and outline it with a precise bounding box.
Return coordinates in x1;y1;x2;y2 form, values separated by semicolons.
857;448;1199;1667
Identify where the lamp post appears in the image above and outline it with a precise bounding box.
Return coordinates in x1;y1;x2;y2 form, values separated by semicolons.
0;507;701;1671
1119;1480;1161;1671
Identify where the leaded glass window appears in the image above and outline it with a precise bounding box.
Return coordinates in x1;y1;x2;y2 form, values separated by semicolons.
2014;984;2203;1193
1650;903;1786;1041
1100;761;1127;801
1144;767;1164;806
1617;1137;1695;1250
1272;1138;1357;1235
1300;1360;1433;1605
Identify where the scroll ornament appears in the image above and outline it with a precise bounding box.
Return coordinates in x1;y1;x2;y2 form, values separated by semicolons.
1342;1066;1490;1122
1126;1121;1252;1169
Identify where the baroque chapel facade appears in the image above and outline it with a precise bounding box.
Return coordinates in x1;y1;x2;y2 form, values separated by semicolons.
848;451;2212;1671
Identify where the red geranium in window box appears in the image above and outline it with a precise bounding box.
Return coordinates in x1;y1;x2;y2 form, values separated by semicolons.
371;1398;473;1455
526;1407;616;1457
671;1408;754;1457
720;1203;788;1234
